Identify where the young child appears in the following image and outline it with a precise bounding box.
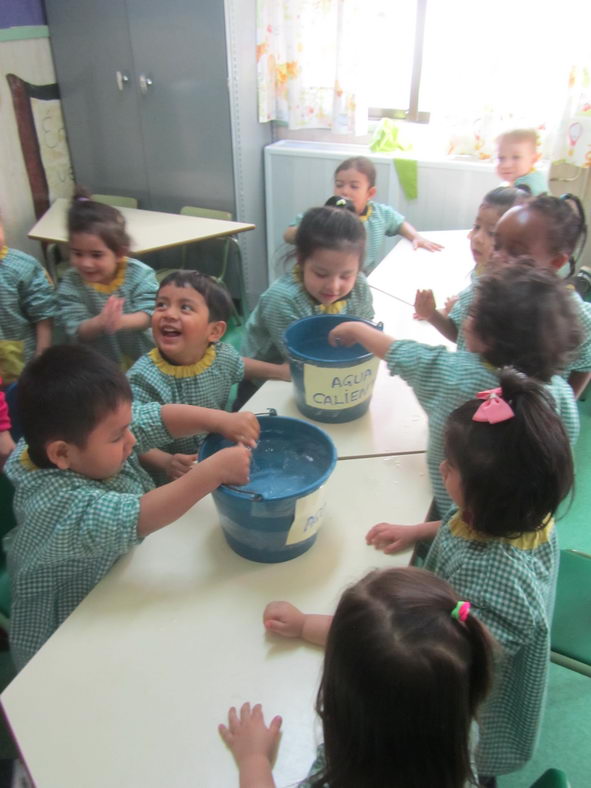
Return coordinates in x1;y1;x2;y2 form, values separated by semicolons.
429;194;591;397
283;156;443;273
57;190;158;369
329;261;580;519
239;205;374;405
220;567;495;787
4;345;258;669
128;271;289;482
0;215;56;383
366;370;574;781
496;129;547;195
416;186;530;328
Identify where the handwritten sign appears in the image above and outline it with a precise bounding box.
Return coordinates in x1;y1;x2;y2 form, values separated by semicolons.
302;357;380;410
286;486;327;545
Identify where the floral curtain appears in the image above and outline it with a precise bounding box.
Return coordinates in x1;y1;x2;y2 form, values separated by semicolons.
552;66;591;168
256;0;368;134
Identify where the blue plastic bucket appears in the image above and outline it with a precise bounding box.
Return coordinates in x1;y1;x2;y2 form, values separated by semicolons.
283;314;382;423
199;414;337;563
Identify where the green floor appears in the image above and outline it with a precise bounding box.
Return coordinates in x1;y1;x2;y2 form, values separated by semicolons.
499;398;591;788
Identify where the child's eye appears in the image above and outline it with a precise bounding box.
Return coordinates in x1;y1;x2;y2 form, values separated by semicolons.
181;304;194;312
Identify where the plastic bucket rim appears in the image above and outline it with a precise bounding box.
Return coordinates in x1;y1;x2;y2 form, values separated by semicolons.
283;314;380;365
200;415;337;503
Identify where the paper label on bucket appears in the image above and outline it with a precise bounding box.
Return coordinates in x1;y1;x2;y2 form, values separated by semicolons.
303;356;380;410
286;486;326;545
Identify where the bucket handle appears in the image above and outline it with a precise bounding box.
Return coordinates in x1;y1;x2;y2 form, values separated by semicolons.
254;408;277;418
222;485;264;502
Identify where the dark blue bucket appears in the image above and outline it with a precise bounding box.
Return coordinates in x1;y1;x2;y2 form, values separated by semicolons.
199;414;337;563
283;314;382;423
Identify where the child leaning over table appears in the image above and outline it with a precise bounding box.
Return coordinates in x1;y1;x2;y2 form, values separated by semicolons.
128;270;289;483
4;345;258;670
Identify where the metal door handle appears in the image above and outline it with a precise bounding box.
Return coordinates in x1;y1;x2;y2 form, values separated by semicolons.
115;71;130;91
138;74;153;95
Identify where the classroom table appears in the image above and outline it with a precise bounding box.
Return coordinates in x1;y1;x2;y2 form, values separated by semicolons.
1;454;431;788
28;198;255;254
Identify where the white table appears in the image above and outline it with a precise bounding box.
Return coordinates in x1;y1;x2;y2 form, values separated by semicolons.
28;198;255;254
1;454;431;788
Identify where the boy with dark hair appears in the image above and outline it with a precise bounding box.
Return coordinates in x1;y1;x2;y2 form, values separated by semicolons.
5;345;257;669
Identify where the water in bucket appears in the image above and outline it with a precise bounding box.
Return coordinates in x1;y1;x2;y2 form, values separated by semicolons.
283;314;382;423
199;414;337;563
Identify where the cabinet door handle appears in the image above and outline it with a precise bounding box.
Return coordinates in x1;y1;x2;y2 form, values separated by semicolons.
138;74;153;95
115;71;130;91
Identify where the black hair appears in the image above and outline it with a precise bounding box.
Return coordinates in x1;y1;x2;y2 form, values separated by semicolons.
445;368;574;538
157;270;232;323
324;195;357;213
528;194;588;275
17;345;132;468
295;206;365;269
313;567;495;788
482;185;531;213
334;156;377;188
472;258;583;381
68;186;130;255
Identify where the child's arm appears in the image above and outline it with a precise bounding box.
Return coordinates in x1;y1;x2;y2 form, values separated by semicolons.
567;370;591;399
263;601;331;646
328;321;394;360
219;703;281;788
283;226;297;244
414;289;459;342
34;318;53;355
242;358;291;382
399;221;444;252
114;311;150;332
76;296;125;340
366;520;440;554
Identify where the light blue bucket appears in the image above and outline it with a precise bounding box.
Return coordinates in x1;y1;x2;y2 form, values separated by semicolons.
199;413;337;563
283;314;382;423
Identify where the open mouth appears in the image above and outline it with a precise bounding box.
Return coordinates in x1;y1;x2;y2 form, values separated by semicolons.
159;325;182;338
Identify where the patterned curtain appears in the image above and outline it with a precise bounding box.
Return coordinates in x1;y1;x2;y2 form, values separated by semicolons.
256;0;368;134
552;66;591;168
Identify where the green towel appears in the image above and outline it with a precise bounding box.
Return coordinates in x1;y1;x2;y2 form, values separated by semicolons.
393;158;418;201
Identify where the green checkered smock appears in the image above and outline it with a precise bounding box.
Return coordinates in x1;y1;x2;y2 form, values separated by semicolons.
385;341;579;516
128;343;244;456
449;285;591;377
57;257;157;369
241;269;374;365
4;401;172;670
291;201;405;274
424;509;558;776
0;247;56;381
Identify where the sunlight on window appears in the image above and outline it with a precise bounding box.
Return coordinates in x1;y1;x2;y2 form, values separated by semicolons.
365;0;417;110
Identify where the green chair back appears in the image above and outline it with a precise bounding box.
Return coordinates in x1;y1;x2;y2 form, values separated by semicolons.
180;205;232;221
529;768;570;787
550;549;591;677
92;194;138;209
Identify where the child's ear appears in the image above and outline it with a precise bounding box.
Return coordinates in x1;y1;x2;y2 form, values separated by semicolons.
207;321;227;342
117;245;130;260
368;186;377;200
549;252;570;271
45;440;73;470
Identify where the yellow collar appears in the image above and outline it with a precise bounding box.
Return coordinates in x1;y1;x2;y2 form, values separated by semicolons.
20;447;38;471
291;265;348;314
86;257;128;293
149;345;216;378
0;246;8;261
359;204;373;223
449;509;553;549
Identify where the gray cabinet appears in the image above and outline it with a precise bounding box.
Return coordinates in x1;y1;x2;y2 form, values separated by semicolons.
45;0;271;304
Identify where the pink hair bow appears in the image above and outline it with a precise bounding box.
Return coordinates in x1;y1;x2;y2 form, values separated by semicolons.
472;387;514;424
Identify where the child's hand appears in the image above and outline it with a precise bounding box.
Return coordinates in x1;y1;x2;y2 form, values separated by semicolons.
263;601;305;638
366;522;421;554
0;430;15;471
100;296;125;334
216;411;260;448
414;289;437;321
443;294;459;316
219;702;282;770
212;445;252;486
167;453;197;480
328;321;365;348
412;235;444;252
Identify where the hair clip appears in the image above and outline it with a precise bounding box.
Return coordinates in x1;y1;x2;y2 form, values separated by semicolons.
472;387;514;424
451;601;471;622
